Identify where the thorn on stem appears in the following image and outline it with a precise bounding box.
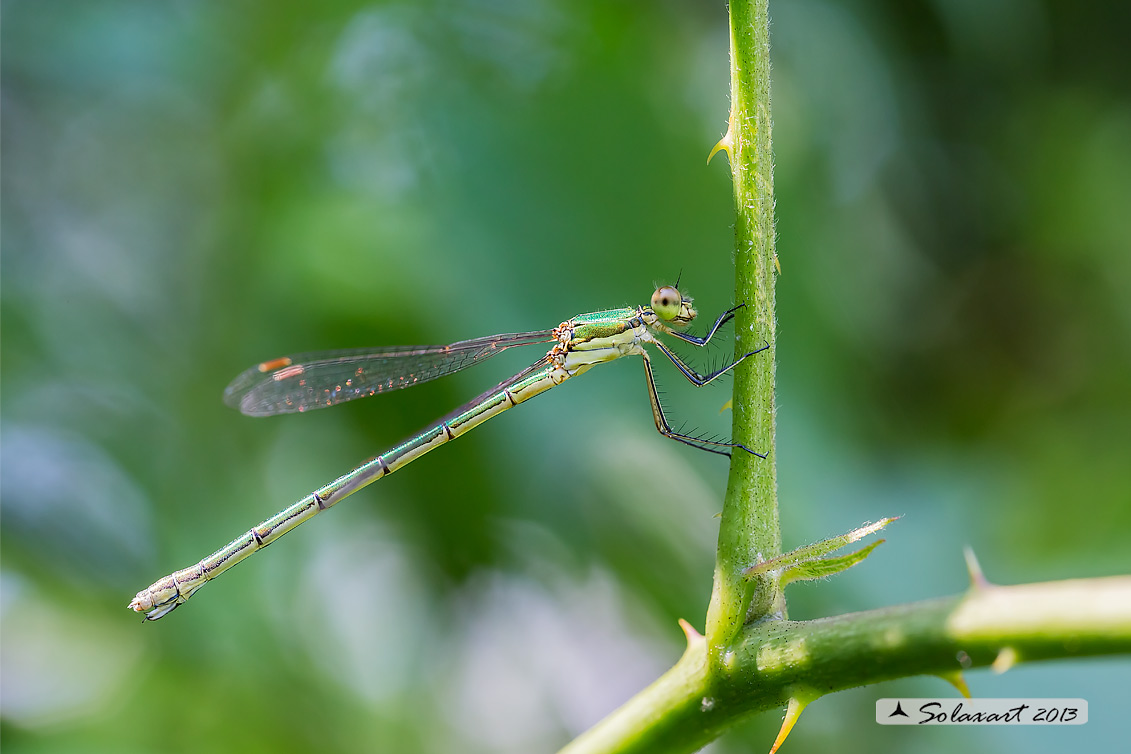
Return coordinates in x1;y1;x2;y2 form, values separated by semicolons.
964;546;991;589
678;618;704;649
767;691;818;754
937;670;972;698
708;112;736;166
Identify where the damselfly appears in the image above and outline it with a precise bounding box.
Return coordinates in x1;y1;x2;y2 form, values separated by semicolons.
129;285;768;619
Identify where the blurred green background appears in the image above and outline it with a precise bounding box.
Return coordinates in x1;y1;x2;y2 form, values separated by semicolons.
3;1;1128;752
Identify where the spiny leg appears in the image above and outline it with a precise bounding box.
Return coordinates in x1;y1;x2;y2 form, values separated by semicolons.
650;338;770;387
666;305;745;347
640;352;766;458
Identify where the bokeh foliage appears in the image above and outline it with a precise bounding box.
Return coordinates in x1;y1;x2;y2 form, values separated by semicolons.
2;1;1128;752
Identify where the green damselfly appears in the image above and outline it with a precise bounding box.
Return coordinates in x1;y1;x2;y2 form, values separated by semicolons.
129;285;768;619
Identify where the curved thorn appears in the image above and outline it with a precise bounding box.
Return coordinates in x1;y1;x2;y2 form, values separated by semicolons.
707;134;733;166
937;670;972;698
768;691;818;754
707;112;736;166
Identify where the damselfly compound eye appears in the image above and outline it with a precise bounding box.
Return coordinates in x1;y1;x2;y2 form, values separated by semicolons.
651;286;683;321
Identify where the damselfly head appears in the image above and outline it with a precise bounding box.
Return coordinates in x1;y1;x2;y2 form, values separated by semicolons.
651;286;697;325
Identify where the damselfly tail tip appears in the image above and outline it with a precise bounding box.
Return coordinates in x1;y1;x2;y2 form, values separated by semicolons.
127;593;150;615
128;580;183;620
128;596;179;621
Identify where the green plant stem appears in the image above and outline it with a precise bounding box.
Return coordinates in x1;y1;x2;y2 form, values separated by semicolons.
560;576;1131;754
705;0;781;660
560;4;1131;752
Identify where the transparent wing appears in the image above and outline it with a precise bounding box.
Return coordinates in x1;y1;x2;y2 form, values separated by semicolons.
224;330;556;416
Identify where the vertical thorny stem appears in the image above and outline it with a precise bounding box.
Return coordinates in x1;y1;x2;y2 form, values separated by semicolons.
704;0;782;666
559;4;1131;752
